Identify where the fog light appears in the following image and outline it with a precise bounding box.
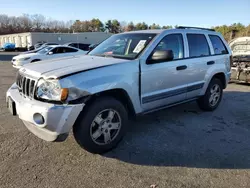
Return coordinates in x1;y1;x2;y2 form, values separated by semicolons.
33;113;45;125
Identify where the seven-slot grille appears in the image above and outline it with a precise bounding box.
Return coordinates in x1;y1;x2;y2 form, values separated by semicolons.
16;72;36;98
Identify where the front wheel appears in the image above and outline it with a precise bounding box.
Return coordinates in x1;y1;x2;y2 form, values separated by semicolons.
73;97;128;154
197;78;223;111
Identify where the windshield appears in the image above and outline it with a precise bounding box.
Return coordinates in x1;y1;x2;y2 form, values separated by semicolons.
33;46;46;53
88;33;156;59
37;46;53;54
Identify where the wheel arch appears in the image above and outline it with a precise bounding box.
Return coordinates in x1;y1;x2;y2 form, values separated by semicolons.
82;88;137;119
201;71;227;96
211;72;226;89
31;59;41;63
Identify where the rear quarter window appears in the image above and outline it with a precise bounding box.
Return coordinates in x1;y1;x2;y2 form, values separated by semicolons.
209;35;228;55
187;34;210;58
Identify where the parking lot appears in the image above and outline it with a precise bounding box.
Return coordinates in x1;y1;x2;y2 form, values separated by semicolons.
0;61;250;188
0;51;19;61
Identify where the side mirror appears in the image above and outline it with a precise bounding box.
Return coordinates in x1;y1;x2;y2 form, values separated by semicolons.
147;50;174;64
48;51;53;55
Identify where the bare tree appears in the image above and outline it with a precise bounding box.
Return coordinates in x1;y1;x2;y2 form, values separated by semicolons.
32;14;45;31
0;14;10;34
0;13;249;41
18;14;33;32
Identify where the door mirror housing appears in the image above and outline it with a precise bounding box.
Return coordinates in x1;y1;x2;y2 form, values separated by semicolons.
48;51;53;55
147;50;174;64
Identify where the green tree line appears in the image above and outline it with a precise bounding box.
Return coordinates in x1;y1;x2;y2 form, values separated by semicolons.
0;14;249;41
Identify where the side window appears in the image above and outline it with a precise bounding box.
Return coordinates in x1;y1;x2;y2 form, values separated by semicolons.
155;34;184;60
209;35;228;55
73;43;79;48
64;47;78;53
187;34;210;58
51;47;60;54
79;44;90;51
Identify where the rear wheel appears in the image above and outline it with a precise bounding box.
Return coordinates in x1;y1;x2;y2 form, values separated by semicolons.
73;97;128;154
197;78;223;111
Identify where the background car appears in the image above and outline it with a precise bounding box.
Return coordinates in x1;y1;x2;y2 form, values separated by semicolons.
39;42;59;49
23;42;59;54
34;42;46;49
2;43;15;51
28;42;46;51
229;37;250;83
12;45;87;68
64;42;90;51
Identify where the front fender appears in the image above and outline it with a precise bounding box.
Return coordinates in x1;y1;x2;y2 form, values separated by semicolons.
60;61;142;113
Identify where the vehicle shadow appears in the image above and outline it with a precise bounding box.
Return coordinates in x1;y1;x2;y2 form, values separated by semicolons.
104;90;250;169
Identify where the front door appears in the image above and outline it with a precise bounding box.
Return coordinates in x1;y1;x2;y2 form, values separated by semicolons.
140;34;190;111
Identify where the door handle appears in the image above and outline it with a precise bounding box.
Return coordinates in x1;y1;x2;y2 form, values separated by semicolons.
176;65;187;71
207;61;215;65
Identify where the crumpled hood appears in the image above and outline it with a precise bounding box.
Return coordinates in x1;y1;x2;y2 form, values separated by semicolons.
229;37;250;56
20;55;129;79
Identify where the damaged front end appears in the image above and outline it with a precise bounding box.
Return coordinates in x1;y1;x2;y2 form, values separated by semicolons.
231;58;250;83
229;37;250;83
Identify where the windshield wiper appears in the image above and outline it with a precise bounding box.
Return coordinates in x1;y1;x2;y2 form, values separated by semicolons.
91;54;113;58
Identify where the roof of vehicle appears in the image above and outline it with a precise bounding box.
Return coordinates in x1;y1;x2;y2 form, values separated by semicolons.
64;42;89;45
126;28;219;35
60;45;84;51
44;45;59;48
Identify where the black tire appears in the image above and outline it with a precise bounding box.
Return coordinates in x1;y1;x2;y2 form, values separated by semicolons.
197;78;223;111
73;97;128;154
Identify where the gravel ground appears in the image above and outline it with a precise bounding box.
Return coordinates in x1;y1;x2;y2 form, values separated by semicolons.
0;61;250;188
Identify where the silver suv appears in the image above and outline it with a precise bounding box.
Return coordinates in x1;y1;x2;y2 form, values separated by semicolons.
6;27;232;153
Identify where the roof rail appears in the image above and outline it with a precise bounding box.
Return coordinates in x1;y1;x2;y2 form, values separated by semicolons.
176;26;215;31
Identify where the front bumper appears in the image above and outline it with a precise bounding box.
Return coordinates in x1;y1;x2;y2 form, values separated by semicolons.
6;83;84;141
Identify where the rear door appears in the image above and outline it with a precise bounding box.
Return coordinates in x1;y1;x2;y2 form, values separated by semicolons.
185;33;213;99
185;33;230;99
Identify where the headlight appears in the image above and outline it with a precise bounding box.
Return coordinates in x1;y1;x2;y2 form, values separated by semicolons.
36;79;68;101
19;57;31;61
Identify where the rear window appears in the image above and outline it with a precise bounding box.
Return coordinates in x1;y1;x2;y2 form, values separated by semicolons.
209;35;228;55
187;34;210;58
79;44;90;51
68;43;77;48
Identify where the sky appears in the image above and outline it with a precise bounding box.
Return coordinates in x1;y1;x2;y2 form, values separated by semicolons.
0;0;249;27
